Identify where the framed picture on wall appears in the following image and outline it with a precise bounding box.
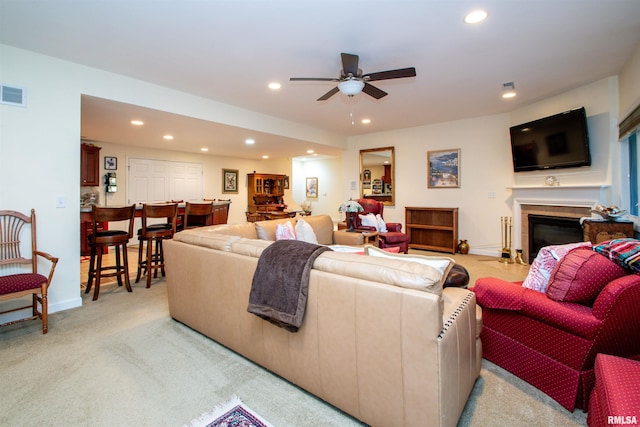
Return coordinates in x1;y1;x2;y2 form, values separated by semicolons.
306;177;318;198
427;149;460;188
284;175;290;189
104;156;117;170
222;169;239;194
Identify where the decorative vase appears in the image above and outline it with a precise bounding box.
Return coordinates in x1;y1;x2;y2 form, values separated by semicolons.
458;239;470;254
346;212;357;232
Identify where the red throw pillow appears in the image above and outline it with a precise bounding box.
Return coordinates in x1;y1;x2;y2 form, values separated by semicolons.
546;248;628;304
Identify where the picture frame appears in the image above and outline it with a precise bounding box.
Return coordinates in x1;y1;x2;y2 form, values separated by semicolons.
305;177;318;198
284;175;290;190
104;156;117;170
222;168;239;194
427;149;460;188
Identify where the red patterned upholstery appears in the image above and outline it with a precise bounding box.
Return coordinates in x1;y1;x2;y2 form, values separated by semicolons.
355;198;409;253
588;354;640;427
472;268;640;412
0;273;48;294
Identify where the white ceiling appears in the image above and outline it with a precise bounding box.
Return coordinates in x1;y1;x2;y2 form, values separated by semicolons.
1;0;639;160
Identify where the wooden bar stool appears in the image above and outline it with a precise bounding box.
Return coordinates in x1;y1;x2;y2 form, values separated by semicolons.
86;205;136;301
135;203;178;288
182;201;214;230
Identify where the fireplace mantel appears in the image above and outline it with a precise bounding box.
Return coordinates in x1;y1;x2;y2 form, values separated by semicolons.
509;184;608;258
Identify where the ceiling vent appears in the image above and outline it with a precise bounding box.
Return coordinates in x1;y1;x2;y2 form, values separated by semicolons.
0;84;26;107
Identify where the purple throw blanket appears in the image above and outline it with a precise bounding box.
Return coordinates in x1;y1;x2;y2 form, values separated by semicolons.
247;240;332;332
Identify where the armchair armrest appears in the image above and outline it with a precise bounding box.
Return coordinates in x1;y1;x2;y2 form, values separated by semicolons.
473;276;601;339
385;222;402;232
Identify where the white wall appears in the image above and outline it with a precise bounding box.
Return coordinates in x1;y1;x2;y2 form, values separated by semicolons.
96;141;291;225
619;41;640;119
344;77;619;256
292;156;343;222
0;44;340;318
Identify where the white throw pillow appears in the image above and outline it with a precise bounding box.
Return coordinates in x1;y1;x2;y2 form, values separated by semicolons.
359;213;378;229
295;218;318;244
375;214;388;232
275;221;296;240
365;246;454;288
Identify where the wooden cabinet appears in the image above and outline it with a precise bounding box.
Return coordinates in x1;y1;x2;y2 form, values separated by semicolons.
405;207;459;254
80;220;107;256
247;173;286;213
582;220;635;244
81;143;101;186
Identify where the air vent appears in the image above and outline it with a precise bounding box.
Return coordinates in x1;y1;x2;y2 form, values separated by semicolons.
0;84;26;107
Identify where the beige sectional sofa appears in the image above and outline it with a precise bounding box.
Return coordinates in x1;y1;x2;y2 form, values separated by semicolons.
164;215;482;427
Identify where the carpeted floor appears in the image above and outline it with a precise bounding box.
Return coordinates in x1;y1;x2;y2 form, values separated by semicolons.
1;250;587;426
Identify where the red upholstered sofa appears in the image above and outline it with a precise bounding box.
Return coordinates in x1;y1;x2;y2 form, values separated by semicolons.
355;198;409;253
587;354;640;426
472;247;640;412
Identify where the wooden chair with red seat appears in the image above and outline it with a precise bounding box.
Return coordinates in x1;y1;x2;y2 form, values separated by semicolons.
355;198;409;253
135;203;178;288
86;205;136;301
0;209;58;334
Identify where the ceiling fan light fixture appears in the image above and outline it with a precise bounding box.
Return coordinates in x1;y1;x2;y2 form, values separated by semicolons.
338;79;365;96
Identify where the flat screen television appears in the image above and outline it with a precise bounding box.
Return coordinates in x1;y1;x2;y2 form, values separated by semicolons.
509;107;591;172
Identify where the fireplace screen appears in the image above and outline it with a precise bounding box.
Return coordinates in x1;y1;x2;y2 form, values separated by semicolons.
528;215;584;263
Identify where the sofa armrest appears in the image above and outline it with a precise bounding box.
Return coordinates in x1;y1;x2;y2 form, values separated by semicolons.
472;277;525;310
333;230;364;246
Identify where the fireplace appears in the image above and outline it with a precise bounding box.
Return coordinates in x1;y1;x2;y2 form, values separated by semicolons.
528;215;584;263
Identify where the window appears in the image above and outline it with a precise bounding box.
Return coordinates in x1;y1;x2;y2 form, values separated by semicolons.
620;130;639;216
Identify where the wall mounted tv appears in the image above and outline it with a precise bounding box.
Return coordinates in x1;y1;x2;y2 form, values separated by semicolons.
510;107;591;172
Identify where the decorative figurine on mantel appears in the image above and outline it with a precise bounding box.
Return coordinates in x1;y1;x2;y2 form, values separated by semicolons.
339;199;364;232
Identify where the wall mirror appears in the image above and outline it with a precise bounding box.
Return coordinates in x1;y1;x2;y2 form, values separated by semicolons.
360;146;395;206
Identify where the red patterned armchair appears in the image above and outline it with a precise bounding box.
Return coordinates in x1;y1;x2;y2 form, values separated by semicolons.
471;247;640;412
355;198;409;253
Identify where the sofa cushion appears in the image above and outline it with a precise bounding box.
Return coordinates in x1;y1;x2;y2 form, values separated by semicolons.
295;218;318;244
173;228;240;251
313;251;444;294
366;246;454;288
522;241;592;293
546;248;628;304
255;218;295;241
299;215;333;245
592;238;640;273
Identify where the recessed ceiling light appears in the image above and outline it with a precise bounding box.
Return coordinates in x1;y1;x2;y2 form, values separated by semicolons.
163;134;174;140
130;120;144;126
361;118;371;124
306;149;314;154
268;82;281;90
200;148;208;152
464;10;487;24
502;82;517;99
262;155;269;159
245;139;255;145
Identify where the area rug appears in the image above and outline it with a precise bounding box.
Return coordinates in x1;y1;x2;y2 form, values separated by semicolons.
184;396;273;427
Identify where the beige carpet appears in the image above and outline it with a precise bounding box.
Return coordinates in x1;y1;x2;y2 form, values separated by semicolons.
1;251;588;426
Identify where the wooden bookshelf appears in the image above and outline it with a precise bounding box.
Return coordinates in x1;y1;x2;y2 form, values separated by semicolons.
405;207;459;253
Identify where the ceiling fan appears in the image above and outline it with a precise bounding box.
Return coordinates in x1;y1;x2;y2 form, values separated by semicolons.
290;53;416;101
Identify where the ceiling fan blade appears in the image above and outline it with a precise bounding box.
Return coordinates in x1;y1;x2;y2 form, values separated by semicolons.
317;86;340;101
365;67;416;81
341;53;360;76
290;77;339;82
362;83;387;99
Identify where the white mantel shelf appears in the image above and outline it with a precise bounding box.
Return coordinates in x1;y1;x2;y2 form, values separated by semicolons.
507;184;611;190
